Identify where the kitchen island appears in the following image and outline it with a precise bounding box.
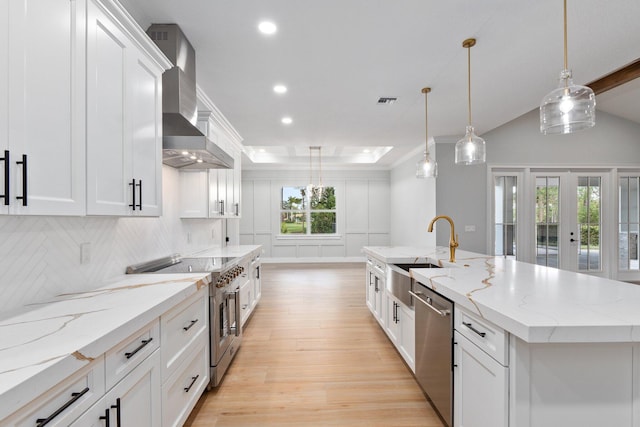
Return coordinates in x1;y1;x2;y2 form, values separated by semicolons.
364;246;640;427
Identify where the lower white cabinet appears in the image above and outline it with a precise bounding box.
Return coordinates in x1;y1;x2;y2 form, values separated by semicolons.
4;357;105;427
162;337;209;427
454;331;508;427
71;349;161;427
239;275;252;326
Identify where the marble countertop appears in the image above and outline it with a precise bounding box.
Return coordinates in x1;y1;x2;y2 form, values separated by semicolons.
189;245;263;260
363;246;640;344
0;272;211;421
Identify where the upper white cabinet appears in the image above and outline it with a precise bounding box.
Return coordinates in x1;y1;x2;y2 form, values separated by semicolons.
179;108;243;219
0;0;86;215
86;0;167;216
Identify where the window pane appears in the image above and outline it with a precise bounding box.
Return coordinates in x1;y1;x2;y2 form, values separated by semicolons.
310;186;336;209
536;177;560;267
311;212;336;234
577;176;601;271
494;175;517;258
280;211;307;234
281;187;306;210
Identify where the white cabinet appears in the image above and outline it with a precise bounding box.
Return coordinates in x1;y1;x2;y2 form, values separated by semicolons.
0;0;86;216
72;350;161;427
4;357;105;427
384;294;415;372
86;0;164;216
454;331;508;427
251;255;262;307
241;254;262;326
239;274;252;326
365;257;386;329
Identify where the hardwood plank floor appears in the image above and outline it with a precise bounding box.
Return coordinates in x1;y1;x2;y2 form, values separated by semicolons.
185;263;444;427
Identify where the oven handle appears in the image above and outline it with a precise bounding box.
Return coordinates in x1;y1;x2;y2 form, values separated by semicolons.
227;288;242;337
409;290;451;317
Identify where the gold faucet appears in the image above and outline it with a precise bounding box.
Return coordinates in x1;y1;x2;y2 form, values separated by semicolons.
427;215;459;263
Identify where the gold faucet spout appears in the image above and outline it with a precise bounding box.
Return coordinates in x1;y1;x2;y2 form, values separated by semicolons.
427;215;459;263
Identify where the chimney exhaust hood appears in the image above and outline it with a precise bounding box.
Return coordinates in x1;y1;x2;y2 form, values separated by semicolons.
147;24;234;169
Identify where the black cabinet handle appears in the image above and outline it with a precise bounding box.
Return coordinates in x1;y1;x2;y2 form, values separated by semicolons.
1;150;8;205
220;200;225;215
136;180;142;210
234;202;239;216
124;337;153;359
16;154;27;206
462;322;487;338
184;374;199;392
99;408;110;427
110;398;121;427
183;319;198;331
35;387;90;426
128;179;136;210
256;265;260;280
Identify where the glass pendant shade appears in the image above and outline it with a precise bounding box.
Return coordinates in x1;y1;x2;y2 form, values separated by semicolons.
540;69;596;135
455;125;486;165
416;150;438;178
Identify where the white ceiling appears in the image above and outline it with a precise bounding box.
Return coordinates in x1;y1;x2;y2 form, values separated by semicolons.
119;0;640;168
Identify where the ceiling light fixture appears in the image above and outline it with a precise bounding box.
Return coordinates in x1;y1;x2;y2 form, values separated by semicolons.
258;21;277;35
454;38;486;165
540;0;595;134
416;87;438;179
281;116;292;125
273;84;287;94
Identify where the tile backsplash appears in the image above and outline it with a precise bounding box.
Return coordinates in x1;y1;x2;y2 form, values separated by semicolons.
0;166;225;314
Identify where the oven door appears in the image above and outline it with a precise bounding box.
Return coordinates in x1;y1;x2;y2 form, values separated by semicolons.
210;285;242;362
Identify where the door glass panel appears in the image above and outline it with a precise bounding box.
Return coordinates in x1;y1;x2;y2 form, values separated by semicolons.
494;176;517;258
536;177;560;267
577;177;601;271
619;177;640;270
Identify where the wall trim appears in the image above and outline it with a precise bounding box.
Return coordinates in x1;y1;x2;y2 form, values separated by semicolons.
262;256;365;264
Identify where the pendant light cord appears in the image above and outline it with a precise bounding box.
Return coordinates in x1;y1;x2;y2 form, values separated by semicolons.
424;89;429;154
563;0;568;70
467;44;472;126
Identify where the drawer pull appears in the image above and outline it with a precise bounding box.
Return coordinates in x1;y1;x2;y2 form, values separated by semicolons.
35;387;90;426
184;374;200;393
99;408;110;427
124;337;153;359
462;322;487;337
110;398;121;427
183;319;199;331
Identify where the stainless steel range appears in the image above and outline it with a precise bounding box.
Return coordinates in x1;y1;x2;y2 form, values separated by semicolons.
127;254;245;387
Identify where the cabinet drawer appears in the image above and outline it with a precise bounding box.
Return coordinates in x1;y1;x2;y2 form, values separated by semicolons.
105;319;160;390
162;339;209;427
6;356;105;427
455;308;508;365
161;288;208;380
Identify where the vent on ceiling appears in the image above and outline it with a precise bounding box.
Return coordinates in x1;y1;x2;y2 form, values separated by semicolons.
377;97;397;104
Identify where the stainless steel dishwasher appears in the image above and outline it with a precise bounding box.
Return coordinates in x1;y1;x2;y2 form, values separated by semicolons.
409;282;454;427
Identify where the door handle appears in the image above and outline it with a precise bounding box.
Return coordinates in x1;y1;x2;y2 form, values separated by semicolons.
16;154;27;206
1;150;8;205
129;179;136;210
137;179;142;210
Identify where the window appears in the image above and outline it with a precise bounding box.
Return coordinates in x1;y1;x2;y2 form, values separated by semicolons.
280;186;336;235
619;176;640;270
494;175;517;258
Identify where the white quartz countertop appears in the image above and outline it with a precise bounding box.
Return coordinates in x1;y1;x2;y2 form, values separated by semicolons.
189;245;263;259
363;246;640;344
0;272;211;421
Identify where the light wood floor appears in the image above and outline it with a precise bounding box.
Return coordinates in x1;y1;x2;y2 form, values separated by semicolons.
185;263;444;427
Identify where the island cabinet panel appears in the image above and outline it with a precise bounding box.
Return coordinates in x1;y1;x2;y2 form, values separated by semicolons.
510;339;635;427
454;331;508;427
86;0;164;217
1;0;86;216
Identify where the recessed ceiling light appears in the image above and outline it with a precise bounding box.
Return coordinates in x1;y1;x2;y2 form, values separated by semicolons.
281;117;292;125
259;148;266;153
258;21;277;35
273;84;287;94
363;149;371;153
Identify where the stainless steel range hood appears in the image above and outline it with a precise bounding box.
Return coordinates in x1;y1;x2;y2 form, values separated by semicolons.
147;24;233;169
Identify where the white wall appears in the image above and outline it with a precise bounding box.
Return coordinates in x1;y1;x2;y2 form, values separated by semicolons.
0;166;227;314
435;109;640;254
389;149;437;247
240;169;390;261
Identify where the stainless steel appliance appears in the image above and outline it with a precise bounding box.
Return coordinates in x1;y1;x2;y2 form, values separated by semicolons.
127;255;244;387
146;24;234;170
409;282;454;427
388;263;440;307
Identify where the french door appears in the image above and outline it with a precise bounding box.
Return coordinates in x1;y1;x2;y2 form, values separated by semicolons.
532;171;609;275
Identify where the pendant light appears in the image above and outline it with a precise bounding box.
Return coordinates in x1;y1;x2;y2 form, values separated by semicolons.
540;0;595;135
307;146;324;198
455;38;486;165
416;87;438;178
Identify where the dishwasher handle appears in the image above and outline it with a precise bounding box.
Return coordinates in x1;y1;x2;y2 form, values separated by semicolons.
409;290;451;317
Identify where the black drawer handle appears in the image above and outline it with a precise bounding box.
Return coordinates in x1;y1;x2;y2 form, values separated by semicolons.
16;154;27;206
183;319;198;331
1;150;8;205
99;408;110;427
137;179;142;210
129;179;136;210
124;337;153;359
462;322;487;338
184;375;199;392
36;387;90;426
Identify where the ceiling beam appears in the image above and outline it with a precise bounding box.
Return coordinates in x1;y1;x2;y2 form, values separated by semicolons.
587;58;640;95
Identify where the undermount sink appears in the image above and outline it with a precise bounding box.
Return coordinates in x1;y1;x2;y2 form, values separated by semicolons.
393;263;441;272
